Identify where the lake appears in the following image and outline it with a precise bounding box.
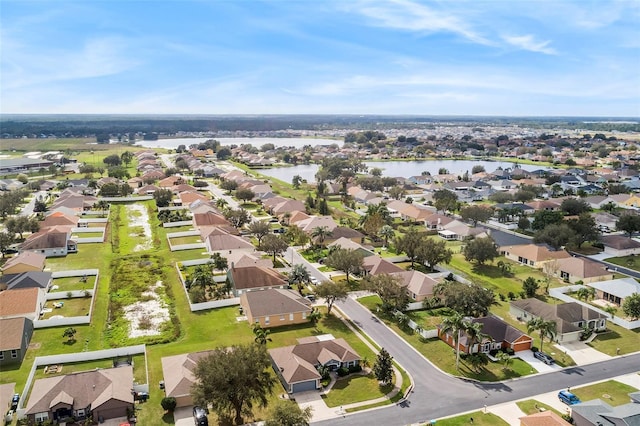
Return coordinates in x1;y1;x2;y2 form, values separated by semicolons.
257;160;548;183
136;137;340;150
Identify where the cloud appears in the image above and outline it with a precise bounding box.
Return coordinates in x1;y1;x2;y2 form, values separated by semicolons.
502;34;557;55
348;0;492;45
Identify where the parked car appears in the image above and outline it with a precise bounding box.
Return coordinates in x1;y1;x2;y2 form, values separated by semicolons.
305;294;316;302
534;351;555;365
193;406;208;426
558;390;581;405
10;394;19;410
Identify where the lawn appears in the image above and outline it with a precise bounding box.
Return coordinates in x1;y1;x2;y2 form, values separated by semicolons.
604;255;640;271
573;380;638;406
41;297;92;319
32;354;146;384
51;276;95;292
516;399;563;416
169;235;203;245
71;232;104;238
321;373;393;407
587;322;640;356
431;411;509;426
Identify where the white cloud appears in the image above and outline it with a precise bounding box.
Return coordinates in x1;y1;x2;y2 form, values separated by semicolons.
502;34;557;55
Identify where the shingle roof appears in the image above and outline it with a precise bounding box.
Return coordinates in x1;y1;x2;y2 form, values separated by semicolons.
601;235;640;250
363;256;404;275
161;350;214;398
0;272;52;290
240;289;311;318
471;316;530;345
502;244;571;262
230;266;287;290
519;410;571;426
555;257;610;279
392;270;439;298
20;228;70;251
0;288;41;317
1;251;46;272
0;317;31;351
511;298;606;334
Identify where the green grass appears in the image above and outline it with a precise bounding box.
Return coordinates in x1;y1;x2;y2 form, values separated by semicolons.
32;354;146;384
516;399;563;416
41;297;92;319
71;232;104;238
322;373;393;407
52;276;95;292
587;322;640;356
604;255;640;271
573;380;638;406
169;235;203;245
431;411;509;426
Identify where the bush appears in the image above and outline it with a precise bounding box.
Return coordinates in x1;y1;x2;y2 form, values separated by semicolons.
505;348;515;356
531;346;539;353
161;396;177;412
337;367;349;377
499;293;506;302
348;364;363;374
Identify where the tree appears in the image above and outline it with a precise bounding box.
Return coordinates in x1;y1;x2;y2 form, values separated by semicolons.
224;208;252;228
433;280;495;317
567;213;600;248
310;226;332;247
433;189;458;213
542;259;559;293
0;231;15;258
373;348;394;385
120;151;134;166
496;351;513;371
5;216;39;240
575;287;596;301
324;248;364;284
416;239;453;271
62;327;77;343
216;147;232;160
285;225;310;247
471;165;486;174
153;188;174;208
314;280;349;314
307;308;322;327
236;188;255;204
463;237;498;266
616;214;640;237
317;198;330;215
533;223;573;250
379;225;395;249
192;344;275;425
527;318;557;351
561;198;591;215
248;221;271;247
292;175;302;189
265;400;313;426
460;205;493;226
289;264;311;292
440;312;466;370
517;216;531;231
188;264;215;291
522;277;539;298
161;396;177;412
102;154;122;166
395;230;424;267
261;234;288;262
220;179;238;193
532;210;565;230
622;293;640;320
210;252;228;271
364;273;409;312
252;324;272;345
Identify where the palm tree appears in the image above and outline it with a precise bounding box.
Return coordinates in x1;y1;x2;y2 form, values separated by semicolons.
464;321;488;355
215;198;228;210
252;324;272;345
289;264;311;293
526;318;557;352
307;308;322;327
496;351;513;371
311;226;332;248
379;225;395;249
189;265;215;293
576;287;596;301
439;312;466;370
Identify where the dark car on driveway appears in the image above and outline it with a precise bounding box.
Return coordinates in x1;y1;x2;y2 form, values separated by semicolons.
193;406;208;426
534;351;555;365
10;394;19;410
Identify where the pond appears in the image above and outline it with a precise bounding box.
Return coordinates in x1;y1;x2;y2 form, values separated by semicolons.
256;160;549;183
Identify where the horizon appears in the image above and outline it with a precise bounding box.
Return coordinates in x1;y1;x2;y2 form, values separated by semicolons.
2;1;639;116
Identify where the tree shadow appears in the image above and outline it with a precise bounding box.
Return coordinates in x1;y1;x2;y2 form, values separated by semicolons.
62;339;77;346
161;413;174;424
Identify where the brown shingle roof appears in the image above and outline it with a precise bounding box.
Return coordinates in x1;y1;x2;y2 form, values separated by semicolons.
519;410;571;426
601;235;640;250
20;228;70;251
0;317;31;351
230;266;287;290
161;350;214;398
0;288;41;317
240;289;311;318
511;298;606;334
363;256;404;275
556;257;610;279
503;244;571;262
1;251;46;272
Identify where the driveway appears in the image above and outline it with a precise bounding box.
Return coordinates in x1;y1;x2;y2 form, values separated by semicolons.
293;391;339;422
516;350;562;373
174;406;195;426
553;341;612;366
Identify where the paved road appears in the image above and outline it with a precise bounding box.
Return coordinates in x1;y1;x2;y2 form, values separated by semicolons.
288;246;640;425
570;251;640;280
316;296;640;425
19;190;48;216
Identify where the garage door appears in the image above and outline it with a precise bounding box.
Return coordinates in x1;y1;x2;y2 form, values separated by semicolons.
292;381;317;393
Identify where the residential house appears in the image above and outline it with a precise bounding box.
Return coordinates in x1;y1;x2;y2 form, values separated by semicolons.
571;392;640;426
0;251;46;275
519;410;571;426
621;194;640;208
240;288;312;328
178;191;208;206
424;213;455;230
269;336;360;393
0;287;46;321
590;212;618;231
136;184;160;195
294;215;339;233
328;238;375;257
525;200;561;212
19;226;77;257
362;256;404;276
158;175;186;188
391;270;440;302
227;265;288;296
271;199;306;216
439;315;533;354
40;211;80;229
0;271;52;292
0;317;33;366
600;235;640;257
323;227;365;245
225;251;273;269
193;211;231;228
437;220;487;241
510;298;607;343
202;227;254;257
501;244;571;268
160;350;214;408
555;257;614;284
25;366;134;424
587;277;640;308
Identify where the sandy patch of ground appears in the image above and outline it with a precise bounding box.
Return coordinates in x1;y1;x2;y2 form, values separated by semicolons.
123;281;170;338
126;204;153;252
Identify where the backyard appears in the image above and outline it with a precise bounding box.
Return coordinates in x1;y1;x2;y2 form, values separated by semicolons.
41;297;92;319
51;275;96;292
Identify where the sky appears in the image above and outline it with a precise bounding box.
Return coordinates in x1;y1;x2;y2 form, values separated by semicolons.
1;0;639;117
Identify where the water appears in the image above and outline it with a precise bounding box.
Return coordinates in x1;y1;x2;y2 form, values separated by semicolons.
257;160;547;183
136;137;339;150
